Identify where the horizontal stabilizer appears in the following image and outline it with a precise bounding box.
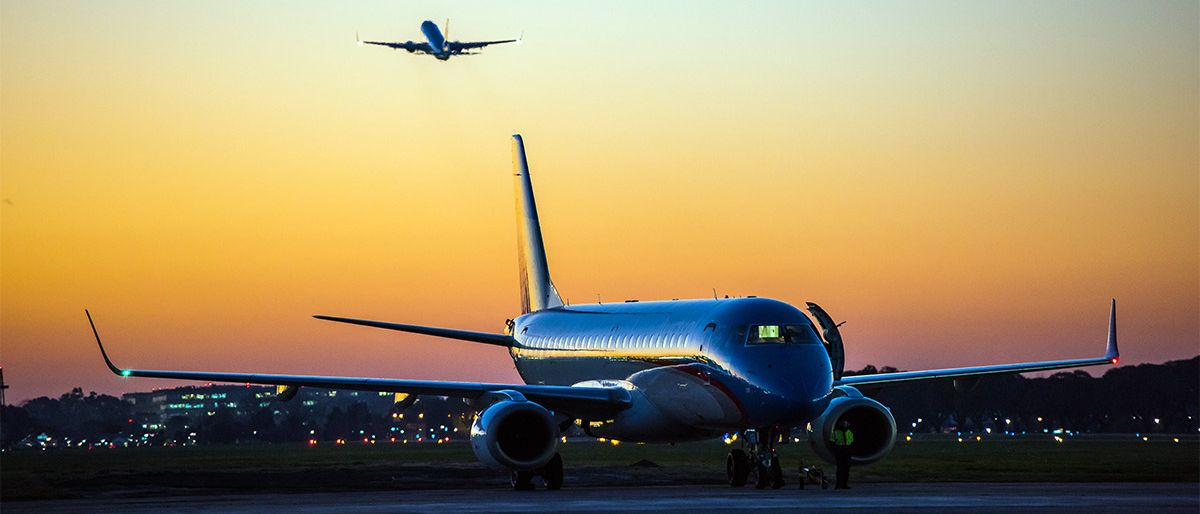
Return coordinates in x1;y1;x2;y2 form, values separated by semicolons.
313;315;515;347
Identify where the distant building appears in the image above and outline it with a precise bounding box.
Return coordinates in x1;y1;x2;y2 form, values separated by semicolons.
120;384;473;442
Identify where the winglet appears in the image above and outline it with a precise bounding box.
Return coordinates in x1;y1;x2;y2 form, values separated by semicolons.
356;31;363;46
85;310;129;376
1105;298;1119;364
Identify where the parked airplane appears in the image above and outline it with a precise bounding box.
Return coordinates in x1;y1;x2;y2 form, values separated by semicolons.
356;19;520;61
88;134;1120;490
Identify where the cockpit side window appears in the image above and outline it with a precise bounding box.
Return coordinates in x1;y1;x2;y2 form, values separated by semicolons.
744;324;822;345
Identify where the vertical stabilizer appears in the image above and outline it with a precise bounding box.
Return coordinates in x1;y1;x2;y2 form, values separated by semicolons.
512;135;564;313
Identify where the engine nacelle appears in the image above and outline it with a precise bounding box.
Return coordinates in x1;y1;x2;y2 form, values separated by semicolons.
809;390;897;465
470;399;559;471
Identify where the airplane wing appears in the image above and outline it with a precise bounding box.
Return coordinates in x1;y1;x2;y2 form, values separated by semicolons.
447;39;519;51
85;311;629;420
361;40;430;52
835;299;1120;387
356;32;430;53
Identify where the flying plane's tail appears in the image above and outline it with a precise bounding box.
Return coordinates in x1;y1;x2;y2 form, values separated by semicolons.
512;134;564;313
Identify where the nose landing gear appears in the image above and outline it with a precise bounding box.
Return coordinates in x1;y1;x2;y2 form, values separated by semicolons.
726;428;785;489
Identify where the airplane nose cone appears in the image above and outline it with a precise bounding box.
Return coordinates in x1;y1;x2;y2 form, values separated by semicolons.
764;345;834;410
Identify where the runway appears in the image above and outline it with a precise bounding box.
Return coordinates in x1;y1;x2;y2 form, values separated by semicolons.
4;483;1197;513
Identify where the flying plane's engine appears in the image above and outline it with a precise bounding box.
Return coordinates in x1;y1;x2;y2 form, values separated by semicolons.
470;394;559;471
808;388;897;465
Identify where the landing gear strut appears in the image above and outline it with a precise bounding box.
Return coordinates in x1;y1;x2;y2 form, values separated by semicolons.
510;452;564;491
726;428;785;489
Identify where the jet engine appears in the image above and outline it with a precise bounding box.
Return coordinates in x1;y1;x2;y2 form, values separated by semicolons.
808;388;896;465
470;397;559;471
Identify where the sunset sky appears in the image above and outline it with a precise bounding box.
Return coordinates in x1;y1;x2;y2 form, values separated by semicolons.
2;1;1197;403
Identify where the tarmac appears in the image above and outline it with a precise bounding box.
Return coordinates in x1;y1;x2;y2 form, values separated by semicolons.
4;483;1198;513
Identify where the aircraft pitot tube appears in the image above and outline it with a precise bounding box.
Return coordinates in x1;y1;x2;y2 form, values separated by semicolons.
808;386;897;465
469;391;560;471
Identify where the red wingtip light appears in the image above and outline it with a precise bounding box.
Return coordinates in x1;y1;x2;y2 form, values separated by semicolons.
1111;357;1119;365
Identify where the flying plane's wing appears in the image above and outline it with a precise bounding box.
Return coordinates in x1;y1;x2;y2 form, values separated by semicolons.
835;300;1120;388
447;38;519;51
85;311;628;420
361;40;430;52
356;32;430;53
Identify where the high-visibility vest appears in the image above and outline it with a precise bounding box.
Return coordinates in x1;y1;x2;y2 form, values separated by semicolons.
831;428;855;446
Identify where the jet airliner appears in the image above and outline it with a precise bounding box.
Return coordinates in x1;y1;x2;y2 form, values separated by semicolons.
88;135;1120;490
356;20;520;61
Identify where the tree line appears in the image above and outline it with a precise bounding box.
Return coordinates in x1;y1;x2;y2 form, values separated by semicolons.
2;356;1195;449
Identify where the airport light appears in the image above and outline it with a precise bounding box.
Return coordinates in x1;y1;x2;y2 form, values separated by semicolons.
1173;438;1180;443
905;435;912;442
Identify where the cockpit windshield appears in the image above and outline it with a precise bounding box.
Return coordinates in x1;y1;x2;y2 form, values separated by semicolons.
741;324;823;345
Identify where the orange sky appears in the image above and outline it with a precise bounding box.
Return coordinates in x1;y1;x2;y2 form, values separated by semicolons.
2;1;1197;402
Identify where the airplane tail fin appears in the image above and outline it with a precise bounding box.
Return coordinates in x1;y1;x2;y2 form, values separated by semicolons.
512;134;564;313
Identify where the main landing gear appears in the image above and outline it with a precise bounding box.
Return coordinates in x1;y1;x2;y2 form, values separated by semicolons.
511;452;564;491
726;428;785;489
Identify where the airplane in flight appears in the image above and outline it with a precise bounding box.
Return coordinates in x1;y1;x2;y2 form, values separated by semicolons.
356;19;520;61
88;134;1120;490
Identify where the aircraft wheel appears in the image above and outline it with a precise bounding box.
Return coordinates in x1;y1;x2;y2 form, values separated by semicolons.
753;462;769;489
769;457;785;489
541;453;564;490
727;449;749;487
510;470;535;491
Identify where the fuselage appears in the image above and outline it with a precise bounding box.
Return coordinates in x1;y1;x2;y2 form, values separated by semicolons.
508;297;834;441
420;20;450;60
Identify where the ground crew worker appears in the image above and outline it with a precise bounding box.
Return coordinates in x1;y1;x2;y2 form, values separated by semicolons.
830;419;854;489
